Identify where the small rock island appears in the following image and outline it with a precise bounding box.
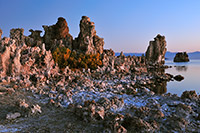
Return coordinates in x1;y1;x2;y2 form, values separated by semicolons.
174;52;190;62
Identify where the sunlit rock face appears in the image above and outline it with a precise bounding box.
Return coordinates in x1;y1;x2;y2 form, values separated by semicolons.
0;28;2;39
145;34;167;65
0;35;56;78
173;52;189;62
43;17;73;50
73;16;104;54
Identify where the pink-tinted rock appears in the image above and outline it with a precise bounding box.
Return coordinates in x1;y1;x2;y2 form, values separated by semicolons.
73;16;104;54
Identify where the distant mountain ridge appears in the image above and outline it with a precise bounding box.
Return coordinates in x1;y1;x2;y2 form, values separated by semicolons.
115;51;200;60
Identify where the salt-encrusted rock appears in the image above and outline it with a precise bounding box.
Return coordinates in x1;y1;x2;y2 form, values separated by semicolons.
0;28;2;39
43;17;73;50
6;112;21;120
174;52;189;62
145;34;167;65
73;16;104;54
31;104;42;114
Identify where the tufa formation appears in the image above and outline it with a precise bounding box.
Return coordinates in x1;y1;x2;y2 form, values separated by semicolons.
145;34;167;65
42;17;73;50
73;16;104;54
174;52;189;62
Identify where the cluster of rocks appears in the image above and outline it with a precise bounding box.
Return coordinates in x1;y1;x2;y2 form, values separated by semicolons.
174;52;190;62
6;99;41;120
0;16;197;132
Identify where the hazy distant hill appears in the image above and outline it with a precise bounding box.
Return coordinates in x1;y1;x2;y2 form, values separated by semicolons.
115;51;200;60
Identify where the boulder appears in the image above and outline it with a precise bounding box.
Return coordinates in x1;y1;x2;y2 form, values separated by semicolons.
43;17;73;50
0;28;2;39
174;52;189;62
73;16;104;54
145;34;167;65
174;75;184;81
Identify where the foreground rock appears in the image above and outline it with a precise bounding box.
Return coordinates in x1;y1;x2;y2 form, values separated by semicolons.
174;52;189;62
145;34;167;65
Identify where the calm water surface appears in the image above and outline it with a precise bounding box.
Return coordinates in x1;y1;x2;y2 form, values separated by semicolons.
165;60;200;96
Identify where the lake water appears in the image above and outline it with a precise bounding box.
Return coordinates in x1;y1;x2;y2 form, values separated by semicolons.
165;60;200;96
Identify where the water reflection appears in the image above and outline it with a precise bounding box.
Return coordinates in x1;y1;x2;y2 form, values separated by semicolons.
151;81;167;94
147;67;167;94
174;66;188;72
165;60;200;96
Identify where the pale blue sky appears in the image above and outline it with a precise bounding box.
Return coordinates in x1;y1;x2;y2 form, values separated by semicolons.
0;0;200;52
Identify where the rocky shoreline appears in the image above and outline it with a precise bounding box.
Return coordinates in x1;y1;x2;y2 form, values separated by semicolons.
0;16;199;132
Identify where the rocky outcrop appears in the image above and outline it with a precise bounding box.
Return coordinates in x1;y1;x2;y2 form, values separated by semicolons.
29;29;42;40
174;52;189;62
0;28;2;39
145;34;167;65
0;37;57;78
28;29;43;46
10;28;25;45
73;16;104;54
43;17;73;50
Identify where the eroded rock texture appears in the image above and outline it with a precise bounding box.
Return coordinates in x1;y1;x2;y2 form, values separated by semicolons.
73;16;104;54
0;37;57;78
43;17;73;50
145;34;167;65
174;52;189;62
10;28;25;45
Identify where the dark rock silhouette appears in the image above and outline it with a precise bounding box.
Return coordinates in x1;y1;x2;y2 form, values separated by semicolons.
174;52;189;62
174;75;184;81
10;28;25;45
73;16;104;54
0;28;2;39
181;90;198;100
27;29;43;46
29;29;42;41
43;17;73;50
145;34;167;65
